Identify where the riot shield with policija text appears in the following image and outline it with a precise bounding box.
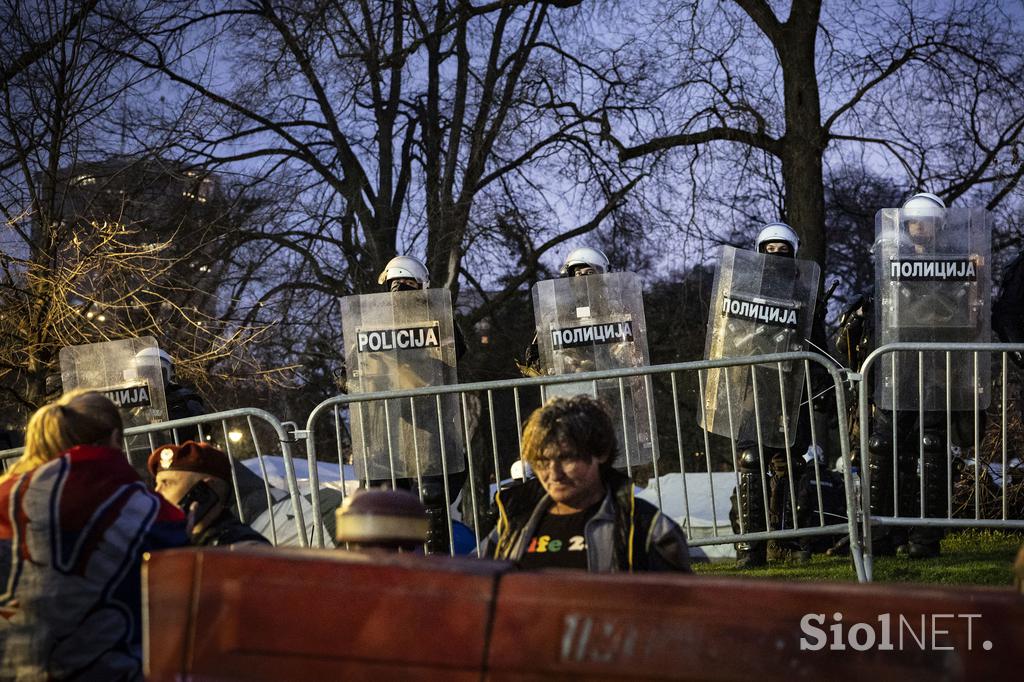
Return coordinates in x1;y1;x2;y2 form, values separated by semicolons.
700;246;820;449
533;271;656;469
340;288;464;481
874;207;991;411
59;337;169;430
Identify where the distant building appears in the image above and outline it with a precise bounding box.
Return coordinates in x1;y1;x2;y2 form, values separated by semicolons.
35;156;231;329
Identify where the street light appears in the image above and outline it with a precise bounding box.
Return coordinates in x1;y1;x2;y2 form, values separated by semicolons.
228;430;243;444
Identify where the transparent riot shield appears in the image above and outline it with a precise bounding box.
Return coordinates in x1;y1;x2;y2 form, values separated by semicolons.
533;272;656;469
59;337;169;429
341;288;464;481
699;246;820;449
874;207;991;411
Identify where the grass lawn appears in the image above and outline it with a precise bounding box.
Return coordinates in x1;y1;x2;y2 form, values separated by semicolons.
693;529;1023;586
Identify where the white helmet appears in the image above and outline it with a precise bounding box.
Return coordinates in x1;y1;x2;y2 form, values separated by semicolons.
135;346;174;384
377;255;429;286
559;247;609;276
135;346;173;367
755;222;800;257
901;192;946;245
901;192;946;222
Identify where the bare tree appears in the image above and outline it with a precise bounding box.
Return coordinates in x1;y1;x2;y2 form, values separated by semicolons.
0;1;270;418
0;0;101;85
115;0;638;307
600;0;1024;269
822;166;904;320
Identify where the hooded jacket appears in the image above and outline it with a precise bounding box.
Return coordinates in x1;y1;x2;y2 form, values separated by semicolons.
482;470;691;573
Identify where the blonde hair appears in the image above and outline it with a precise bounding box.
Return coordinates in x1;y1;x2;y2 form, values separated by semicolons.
2;390;123;481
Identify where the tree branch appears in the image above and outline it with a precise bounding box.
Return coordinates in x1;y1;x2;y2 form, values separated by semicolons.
620;125;780;161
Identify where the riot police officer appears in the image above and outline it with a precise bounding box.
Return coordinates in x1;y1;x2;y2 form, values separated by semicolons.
335;256;467;388
727;222;832;567
521;247;610;374
60;338;177;477
377;256;468;357
559;246;610;278
859;192;991;559
348;251;468;548
135;347;207;422
132;346;208;465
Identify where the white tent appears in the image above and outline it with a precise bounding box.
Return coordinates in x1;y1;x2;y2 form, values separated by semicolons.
636;472;738;561
240;456;356;547
242;456;359;498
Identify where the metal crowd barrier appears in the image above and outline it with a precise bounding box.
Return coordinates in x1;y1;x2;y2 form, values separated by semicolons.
856;342;1024;581
10;343;1021;585
0;409;310;548
0;448;19;472
302;352;866;582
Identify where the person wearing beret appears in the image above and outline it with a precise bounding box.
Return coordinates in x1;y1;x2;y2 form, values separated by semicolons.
149;441;270;547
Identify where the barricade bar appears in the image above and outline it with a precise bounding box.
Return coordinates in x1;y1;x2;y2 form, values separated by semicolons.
308;351;848;407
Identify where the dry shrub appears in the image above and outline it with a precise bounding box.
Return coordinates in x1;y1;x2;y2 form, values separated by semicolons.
953;369;1024;519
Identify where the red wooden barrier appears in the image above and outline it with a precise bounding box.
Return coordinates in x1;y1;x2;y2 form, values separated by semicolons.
144;548;503;681
144;547;1024;681
488;572;1023;680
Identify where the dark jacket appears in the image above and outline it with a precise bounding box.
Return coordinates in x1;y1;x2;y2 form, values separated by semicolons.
167;382;207;421
523;334;541;374
481;470;691;573
994;252;1024;368
194;509;271;547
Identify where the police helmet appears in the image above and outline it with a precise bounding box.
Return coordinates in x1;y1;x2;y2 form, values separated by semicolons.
901;192;946;222
559;247;610;277
377;255;429;287
901;192;946;243
136;346;175;384
755;222;800;257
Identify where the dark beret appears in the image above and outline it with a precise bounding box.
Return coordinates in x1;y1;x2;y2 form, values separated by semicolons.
147;440;232;482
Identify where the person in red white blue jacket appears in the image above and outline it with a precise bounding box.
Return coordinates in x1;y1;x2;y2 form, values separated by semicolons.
1;390;188;681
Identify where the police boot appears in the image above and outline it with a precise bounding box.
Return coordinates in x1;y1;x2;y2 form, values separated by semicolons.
867;429;899;556
904;432;947;559
731;449;767;568
419;479;451;555
771;452;807;529
768;453;805;561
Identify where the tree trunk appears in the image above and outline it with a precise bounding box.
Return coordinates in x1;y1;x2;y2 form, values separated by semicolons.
778;2;827;270
780;143;826;267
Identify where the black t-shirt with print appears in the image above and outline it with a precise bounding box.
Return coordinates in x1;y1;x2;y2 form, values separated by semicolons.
517;502;600;570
